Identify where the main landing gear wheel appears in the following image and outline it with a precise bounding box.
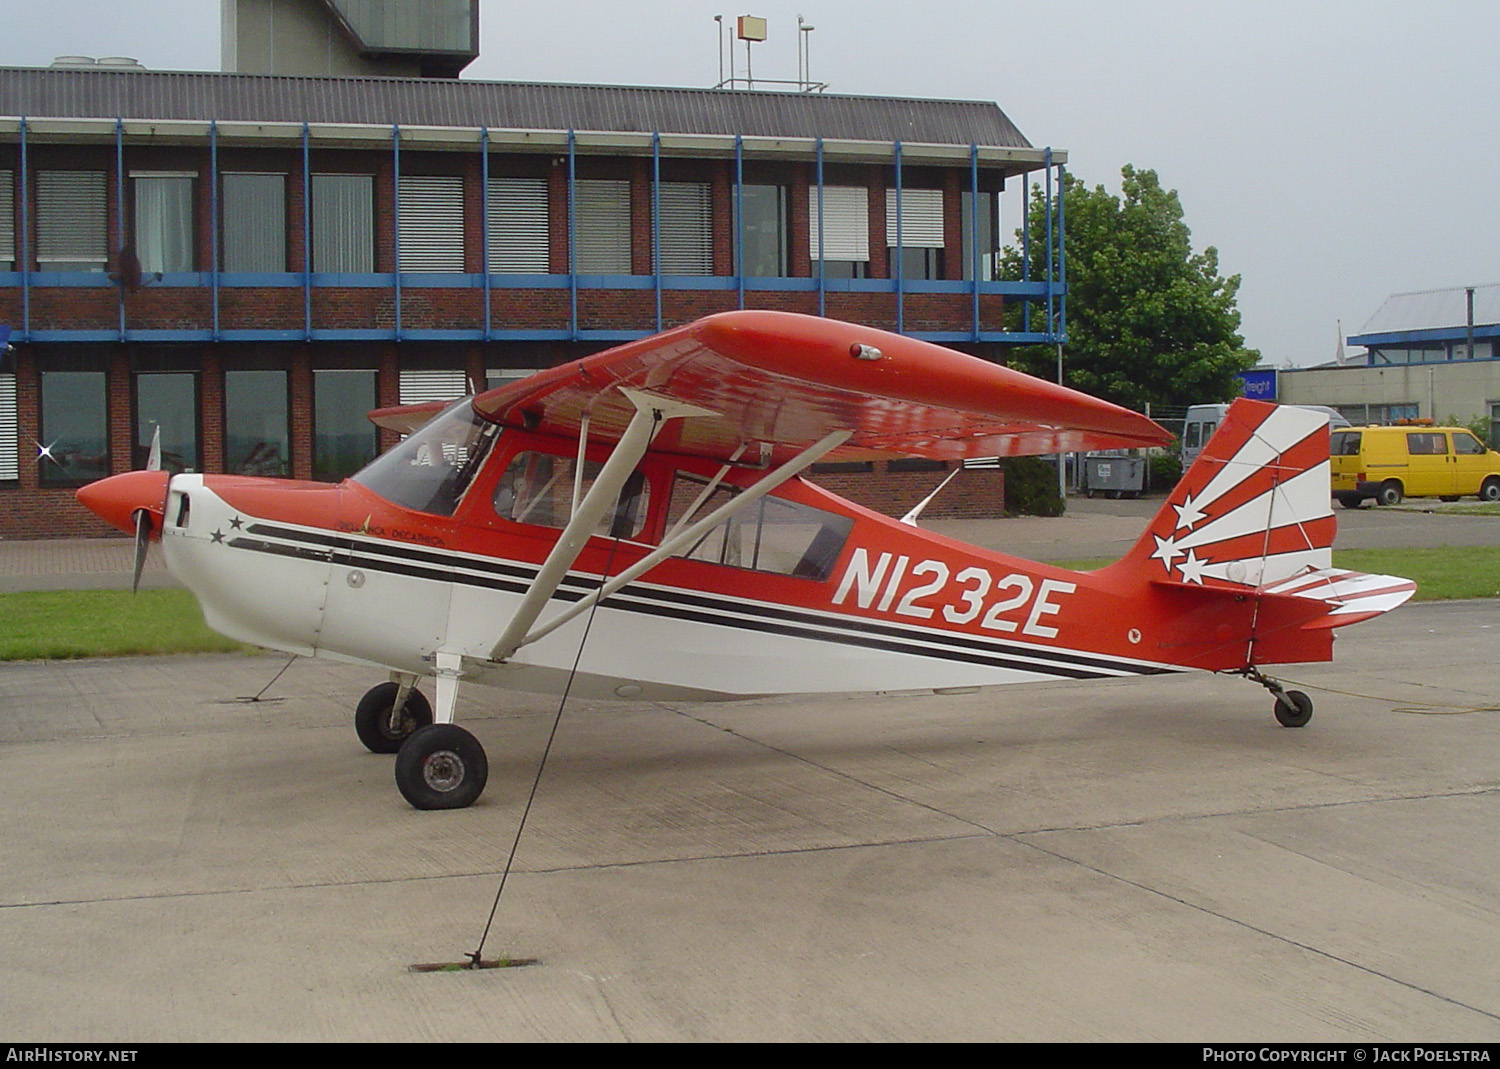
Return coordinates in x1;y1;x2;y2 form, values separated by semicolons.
354;682;433;754
395;724;489;810
1273;690;1314;728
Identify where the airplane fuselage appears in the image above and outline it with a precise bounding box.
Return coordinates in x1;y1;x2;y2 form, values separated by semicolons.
155;427;1196;706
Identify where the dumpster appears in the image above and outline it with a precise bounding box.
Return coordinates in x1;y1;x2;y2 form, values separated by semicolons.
1083;453;1145;498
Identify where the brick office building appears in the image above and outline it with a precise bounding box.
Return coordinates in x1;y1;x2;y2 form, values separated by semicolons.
0;64;1068;539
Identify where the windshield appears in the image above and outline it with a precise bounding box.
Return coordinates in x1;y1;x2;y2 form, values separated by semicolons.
352;400;500;516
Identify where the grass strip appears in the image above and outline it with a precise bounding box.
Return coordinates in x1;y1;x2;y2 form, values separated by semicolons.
0;588;250;661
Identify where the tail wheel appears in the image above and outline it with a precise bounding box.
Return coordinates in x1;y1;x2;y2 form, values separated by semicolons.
395;724;489;810
354;682;433;754
1274;690;1313;728
1376;481;1403;507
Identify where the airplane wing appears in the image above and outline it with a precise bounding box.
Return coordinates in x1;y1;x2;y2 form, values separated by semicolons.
371;311;1170;463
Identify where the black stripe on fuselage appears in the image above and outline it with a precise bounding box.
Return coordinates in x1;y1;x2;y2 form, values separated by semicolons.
230;522;1170;681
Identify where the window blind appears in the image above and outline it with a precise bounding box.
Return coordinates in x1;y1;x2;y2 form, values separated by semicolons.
36;170;107;270
656;181;712;275
398;175;465;273
399;368;469;404
486;176;549;273
807;185;869;261
573;179;631;274
886;188;944;248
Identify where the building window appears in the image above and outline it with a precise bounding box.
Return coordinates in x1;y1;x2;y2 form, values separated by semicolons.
133;173;196;274
0;371;16;481
808;184;869;276
961;189;999;282
0;169;14;271
486;176;549;273
39;369;108;485
891;246;942;281
134;370;200;472
311;174;374;273
399;367;468;404
735;183;788;277
397;174;464;273
224;369;289;476
36;170;108;272
221;173;286;272
1336;403;1419;425
573;178;631;274
486;367;543;390
313;368;378;481
655;181;712;276
886;188;944;280
1490;402;1500;448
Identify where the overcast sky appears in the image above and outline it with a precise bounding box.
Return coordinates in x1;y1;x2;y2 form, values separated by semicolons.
3;0;1496;368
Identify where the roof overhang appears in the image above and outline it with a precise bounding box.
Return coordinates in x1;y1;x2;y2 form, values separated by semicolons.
0;114;1063;172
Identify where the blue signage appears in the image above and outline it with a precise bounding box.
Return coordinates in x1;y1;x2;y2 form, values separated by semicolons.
1237;369;1277;400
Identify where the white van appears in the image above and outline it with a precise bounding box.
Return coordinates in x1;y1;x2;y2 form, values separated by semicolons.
1181;403;1349;468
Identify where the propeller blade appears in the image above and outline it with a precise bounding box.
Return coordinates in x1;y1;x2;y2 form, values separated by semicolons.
146;426;162;472
131;508;151;594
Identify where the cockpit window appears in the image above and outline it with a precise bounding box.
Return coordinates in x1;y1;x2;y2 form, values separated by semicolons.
352;400;500;516
494;451;651;541
667;473;852;580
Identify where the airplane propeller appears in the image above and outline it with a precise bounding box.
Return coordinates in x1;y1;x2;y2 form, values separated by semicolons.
131;427;163;594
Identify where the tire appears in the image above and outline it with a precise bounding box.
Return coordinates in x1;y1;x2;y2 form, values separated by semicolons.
354;682;433;754
1274;690;1313;728
395;724;489;810
1336;494;1363;510
1376;481;1403;507
1480;478;1500;503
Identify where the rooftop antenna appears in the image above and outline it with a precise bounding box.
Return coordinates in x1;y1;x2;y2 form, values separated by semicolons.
714;15;725;88
798;15;815;90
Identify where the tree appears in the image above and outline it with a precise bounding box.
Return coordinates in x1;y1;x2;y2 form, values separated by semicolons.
1000;165;1259;413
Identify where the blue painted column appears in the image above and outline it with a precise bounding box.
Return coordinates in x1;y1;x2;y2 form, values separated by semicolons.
301;122;311;341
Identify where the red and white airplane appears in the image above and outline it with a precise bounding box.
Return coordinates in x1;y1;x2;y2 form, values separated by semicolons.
78;311;1415;810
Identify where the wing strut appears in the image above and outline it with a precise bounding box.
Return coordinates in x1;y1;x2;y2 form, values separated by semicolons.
487;388;713;664
499;427;851;659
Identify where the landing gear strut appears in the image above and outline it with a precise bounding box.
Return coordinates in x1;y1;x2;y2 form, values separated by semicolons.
1240;667;1313;728
354;680;433;753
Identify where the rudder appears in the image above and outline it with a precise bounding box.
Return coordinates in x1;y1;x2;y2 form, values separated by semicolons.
1116;399;1335;588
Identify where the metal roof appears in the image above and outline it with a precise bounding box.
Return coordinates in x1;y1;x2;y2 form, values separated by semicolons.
0;66;1033;150
1356;283;1500;337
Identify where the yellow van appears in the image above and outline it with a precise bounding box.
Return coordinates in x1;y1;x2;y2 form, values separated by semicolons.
1330;425;1500;507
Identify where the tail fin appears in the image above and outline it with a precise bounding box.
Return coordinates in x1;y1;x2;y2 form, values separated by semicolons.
1119;399;1337;588
1105;399;1414;669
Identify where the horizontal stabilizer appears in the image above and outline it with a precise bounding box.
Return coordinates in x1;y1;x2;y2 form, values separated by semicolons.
1260;567;1417;628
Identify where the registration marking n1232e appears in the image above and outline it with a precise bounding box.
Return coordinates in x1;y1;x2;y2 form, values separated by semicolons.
831;549;1076;639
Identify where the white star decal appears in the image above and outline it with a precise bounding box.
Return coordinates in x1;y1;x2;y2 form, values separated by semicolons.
1177;550;1210;585
1173;492;1208;531
1151;533;1184;571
